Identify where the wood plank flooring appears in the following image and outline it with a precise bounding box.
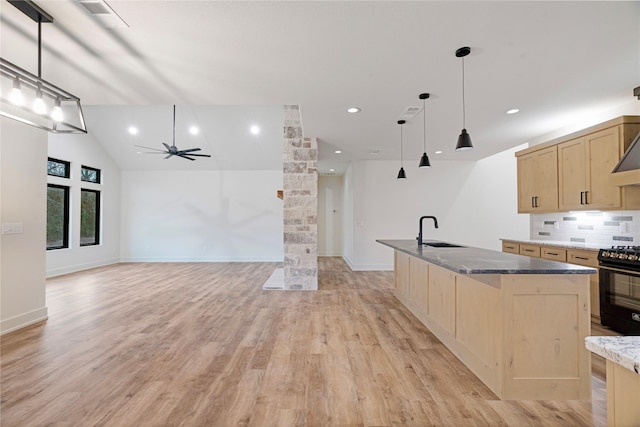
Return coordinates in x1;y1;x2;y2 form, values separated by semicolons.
0;258;616;426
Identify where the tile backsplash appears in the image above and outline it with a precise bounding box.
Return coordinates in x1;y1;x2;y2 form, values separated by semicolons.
531;210;640;247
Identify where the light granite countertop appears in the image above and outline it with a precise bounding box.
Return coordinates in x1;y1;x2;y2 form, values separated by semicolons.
500;238;602;251
377;239;597;275
585;336;640;375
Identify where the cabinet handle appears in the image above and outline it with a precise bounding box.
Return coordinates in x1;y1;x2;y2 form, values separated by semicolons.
524;249;534;253
531;196;535;208
534;196;538;208
574;256;589;261
547;252;558;256
585;191;589;205
580;191;585;205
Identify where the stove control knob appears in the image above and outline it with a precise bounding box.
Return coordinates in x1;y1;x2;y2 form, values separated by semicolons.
629;254;639;261
619;253;629;260
610;253;619;258
602;251;610;257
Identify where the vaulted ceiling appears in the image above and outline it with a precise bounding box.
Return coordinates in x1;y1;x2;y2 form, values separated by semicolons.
2;1;639;173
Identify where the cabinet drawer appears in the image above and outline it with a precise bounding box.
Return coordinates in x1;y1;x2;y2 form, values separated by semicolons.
502;241;520;254
541;247;567;262
567;249;599;268
519;244;541;258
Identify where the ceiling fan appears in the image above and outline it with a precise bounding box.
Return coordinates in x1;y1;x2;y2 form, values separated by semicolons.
135;105;211;161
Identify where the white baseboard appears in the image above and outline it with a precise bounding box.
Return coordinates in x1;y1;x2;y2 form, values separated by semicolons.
1;307;48;335
46;258;120;278
342;256;393;272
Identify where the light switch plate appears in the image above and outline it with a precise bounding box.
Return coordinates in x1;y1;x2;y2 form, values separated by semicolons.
1;223;24;234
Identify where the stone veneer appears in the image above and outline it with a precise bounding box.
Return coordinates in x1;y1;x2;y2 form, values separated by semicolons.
282;105;318;290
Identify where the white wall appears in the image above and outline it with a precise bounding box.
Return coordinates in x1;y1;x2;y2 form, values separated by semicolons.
343;145;530;270
46;132;121;277
120;170;283;261
343;164;355;263
1;118;48;334
318;175;343;256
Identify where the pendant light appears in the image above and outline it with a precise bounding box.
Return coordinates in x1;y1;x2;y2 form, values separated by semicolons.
418;93;431;168
397;119;407;179
455;46;474;151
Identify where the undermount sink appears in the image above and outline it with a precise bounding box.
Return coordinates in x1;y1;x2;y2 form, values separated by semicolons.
423;242;465;248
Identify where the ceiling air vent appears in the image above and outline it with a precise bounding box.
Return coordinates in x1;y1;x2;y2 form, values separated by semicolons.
77;0;129;28
399;106;423;120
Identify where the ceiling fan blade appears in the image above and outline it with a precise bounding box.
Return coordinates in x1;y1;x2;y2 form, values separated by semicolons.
134;145;166;152
162;142;172;151
177;154;196;161
137;152;167;154
179;147;201;153
164;154;173;159
185;153;212;157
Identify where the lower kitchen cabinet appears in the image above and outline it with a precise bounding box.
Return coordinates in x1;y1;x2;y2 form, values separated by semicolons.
428;265;456;335
501;240;600;323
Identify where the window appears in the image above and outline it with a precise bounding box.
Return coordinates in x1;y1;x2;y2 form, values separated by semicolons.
81;165;101;183
80;189;100;246
47;184;70;250
47;158;70;178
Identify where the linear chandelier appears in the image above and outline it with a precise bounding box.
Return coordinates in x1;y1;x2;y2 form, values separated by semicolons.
0;0;87;133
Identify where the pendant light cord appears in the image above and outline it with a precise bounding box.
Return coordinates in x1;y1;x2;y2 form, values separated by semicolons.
423;98;427;152
400;123;404;167
37;20;41;78
461;57;466;129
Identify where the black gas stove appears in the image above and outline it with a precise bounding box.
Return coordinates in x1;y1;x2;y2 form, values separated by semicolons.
597;245;640;335
597;245;640;272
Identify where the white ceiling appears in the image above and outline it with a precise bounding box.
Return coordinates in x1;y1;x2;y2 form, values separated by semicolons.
1;1;639;173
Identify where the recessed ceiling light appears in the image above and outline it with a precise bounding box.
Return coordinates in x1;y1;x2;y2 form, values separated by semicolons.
334;150;342;154
435;150;443;154
506;108;520;114
189;126;199;135
329;168;335;172
347;107;361;114
128;126;138;135
369;149;381;155
250;125;260;135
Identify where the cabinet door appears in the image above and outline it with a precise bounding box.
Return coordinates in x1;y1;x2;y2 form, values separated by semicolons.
409;257;429;315
585;127;622;209
535;146;559;211
558;137;587;211
519;244;541;258
428;265;456;335
541;246;567;262
567;249;600;322
517;154;537;213
395;251;410;299
502;241;520;254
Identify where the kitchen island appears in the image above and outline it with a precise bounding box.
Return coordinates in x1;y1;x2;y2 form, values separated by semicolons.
377;239;596;400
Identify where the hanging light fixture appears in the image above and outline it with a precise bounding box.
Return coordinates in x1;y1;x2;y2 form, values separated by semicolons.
418;92;431;168
455;46;473;151
0;0;86;133
397;119;407;179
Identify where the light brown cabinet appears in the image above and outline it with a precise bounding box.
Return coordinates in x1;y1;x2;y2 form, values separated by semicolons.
516;116;640;213
517;146;558;213
502;240;600;322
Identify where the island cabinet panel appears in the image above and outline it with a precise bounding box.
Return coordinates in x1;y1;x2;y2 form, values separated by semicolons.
502;275;591;400
408;256;429;315
455;275;502;392
607;360;640;427
428;265;456;336
567;249;600;323
394;251;410;299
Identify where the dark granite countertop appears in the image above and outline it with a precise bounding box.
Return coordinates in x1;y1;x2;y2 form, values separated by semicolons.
377;239;597;275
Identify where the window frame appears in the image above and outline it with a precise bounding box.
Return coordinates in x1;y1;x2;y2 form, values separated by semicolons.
80;188;101;247
47;184;70;250
80;165;101;184
47;157;71;179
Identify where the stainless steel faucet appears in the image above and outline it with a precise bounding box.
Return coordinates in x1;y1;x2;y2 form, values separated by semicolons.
417;216;439;245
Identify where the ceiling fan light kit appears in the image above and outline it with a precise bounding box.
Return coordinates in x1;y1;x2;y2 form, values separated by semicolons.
0;0;87;133
135;105;212;161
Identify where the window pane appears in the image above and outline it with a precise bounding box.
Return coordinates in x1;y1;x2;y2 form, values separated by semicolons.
80;189;100;246
47;158;70;178
81;166;101;183
47;185;69;249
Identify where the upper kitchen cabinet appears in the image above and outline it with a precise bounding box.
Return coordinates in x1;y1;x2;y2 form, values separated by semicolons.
517;116;640;213
517;146;558;213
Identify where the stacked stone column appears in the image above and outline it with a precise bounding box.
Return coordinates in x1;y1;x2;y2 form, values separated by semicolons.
282;105;318;290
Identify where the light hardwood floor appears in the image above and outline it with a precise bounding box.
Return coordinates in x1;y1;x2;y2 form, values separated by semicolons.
0;258;617;426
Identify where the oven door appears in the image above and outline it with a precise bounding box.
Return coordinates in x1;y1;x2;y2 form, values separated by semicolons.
599;266;640;335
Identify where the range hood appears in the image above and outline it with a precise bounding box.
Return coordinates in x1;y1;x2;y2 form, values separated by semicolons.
611;129;640;186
